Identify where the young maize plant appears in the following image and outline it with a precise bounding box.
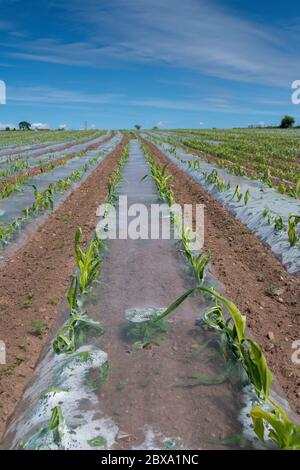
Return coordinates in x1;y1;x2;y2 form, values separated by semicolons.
251;401;300;450
277;178;300;200
287;213;300;247
49;405;65;446
286;178;300;199
274;215;284;233
204;169;218;185
107;146;129;203
216;175;230;193
53;229;104;355
244;189;250;206
261;208;286;234
154;285;300;449
187;160;201;171
141;147;175;206
141;143;210;285
32;184;55;213
74;227;103;294
19;405;65;449
262;169;273;188
181;226;210;285
232;184;243;202
1;179;25;199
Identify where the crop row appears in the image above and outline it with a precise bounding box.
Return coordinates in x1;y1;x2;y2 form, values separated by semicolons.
0;135;113;200
151;132;300;197
147;136;300;254
0;130;102;149
0;147;115;247
140;140;300;450
19;144;130;447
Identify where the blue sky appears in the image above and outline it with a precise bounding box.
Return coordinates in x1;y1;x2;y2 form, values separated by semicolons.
0;0;299;129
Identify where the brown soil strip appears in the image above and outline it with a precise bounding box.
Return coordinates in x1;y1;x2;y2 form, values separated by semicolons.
142;137;300;416
0;133;114;192
0;135;128;440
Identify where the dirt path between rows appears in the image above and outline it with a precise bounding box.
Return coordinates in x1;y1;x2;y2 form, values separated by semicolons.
0;133;114;193
0;135;128;440
141;138;300;416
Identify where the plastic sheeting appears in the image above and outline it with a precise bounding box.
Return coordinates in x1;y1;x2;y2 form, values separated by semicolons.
146;136;300;274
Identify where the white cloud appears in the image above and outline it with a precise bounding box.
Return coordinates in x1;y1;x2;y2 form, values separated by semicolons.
0;123;15;130
31;122;50;130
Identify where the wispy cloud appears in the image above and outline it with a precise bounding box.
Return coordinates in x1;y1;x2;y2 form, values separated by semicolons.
8;85;124;104
4;0;300;88
5;84;282;117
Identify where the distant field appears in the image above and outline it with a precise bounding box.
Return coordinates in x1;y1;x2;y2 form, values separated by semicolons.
0;130;102;148
153;128;300;193
1;130;300;451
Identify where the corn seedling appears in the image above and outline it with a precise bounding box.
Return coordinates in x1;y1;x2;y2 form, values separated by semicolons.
216;176;230;192
150;280;300;448
49;406;65;446
178;360;235;387
244;189;250;205
74;227;103;293
85;362;110;391
287;213;300;246
126;314;171;348
251;402;300;450
156;287;272;402
262;169;273;188
29;320;48;337
204;169;218;185
87;436;107;448
286;178;300;199
232;184;243;202
274;216;284;233
53;311;104;354
191;253;210;284
262;207;273;225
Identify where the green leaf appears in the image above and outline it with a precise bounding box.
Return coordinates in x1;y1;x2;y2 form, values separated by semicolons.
87;436;107;448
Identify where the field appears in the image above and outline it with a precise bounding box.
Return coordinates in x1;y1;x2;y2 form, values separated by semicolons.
0;129;300;450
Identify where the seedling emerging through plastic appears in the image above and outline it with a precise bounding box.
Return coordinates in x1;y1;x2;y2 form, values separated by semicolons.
53;313;104;355
125;307;171;348
288;213;300;247
49;406;65;446
85;362;110;391
232;184;243;202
